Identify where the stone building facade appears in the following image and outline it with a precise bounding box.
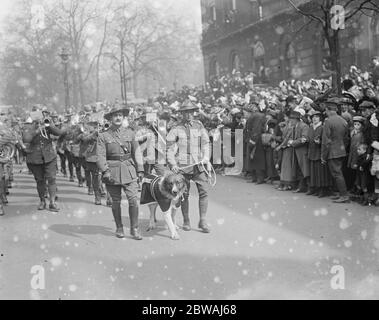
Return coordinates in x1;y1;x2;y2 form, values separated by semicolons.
201;0;379;85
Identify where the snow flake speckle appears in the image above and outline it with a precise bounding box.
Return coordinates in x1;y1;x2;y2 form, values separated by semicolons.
68;284;77;292
267;238;277;245
73;208;87;219
41;224;48;231
137;262;143;268
261;213;270;221
361;230;368;240
320;208;328;216
214;276;221;283
344;240;353;248
217;218;225;225
50;257;63;267
13;236;19;242
339;218;351;230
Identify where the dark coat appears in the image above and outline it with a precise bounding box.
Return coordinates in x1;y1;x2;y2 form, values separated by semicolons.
347;130;364;168
308;124;323;161
22;124;65;165
246;111;266;171
321;113;349;161
81;131;99;163
292;121;310;177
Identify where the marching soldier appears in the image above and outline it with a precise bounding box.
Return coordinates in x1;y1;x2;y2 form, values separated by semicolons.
167;100;211;233
96;105;145;240
79;120;102;204
22;113;65;212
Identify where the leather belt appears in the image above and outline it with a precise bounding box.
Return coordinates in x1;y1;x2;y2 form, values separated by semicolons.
107;154;131;161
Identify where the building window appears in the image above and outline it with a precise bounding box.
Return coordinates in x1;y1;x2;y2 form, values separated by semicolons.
230;52;240;72
285;42;296;79
211;5;217;21
232;0;236;11
209;57;220;78
252;41;266;82
373;18;379;54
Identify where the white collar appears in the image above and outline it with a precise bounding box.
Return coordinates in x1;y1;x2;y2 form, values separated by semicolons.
312;122;322;130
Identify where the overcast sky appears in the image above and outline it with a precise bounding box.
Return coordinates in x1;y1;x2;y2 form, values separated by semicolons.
0;0;202;31
0;0;12;26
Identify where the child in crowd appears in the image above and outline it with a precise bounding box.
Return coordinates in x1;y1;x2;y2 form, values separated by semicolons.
355;143;371;205
347;116;365;199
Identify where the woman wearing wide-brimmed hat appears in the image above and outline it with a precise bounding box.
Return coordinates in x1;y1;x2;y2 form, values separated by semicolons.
307;110;333;197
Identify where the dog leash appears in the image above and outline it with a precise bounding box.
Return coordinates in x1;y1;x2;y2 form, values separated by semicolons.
178;161;217;188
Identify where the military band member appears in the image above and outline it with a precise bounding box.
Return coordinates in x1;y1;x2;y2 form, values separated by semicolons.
22;115;65;212
96;105;144;240
80;121;102;205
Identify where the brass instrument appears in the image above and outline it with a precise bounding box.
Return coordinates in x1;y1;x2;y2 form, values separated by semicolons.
39;117;52;139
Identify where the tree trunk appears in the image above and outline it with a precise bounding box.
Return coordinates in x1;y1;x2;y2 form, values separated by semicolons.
96;57;100;101
325;30;342;95
72;68;79;108
332;31;342;95
133;72;138;98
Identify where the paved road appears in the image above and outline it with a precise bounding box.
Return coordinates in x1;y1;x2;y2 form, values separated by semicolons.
1;165;379;300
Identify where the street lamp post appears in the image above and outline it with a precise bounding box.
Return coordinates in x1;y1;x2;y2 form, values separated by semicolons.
59;48;70;113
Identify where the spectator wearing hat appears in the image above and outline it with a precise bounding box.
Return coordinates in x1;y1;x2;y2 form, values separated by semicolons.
369;108;379;206
307;110;333;197
371;56;379;87
359;100;376;147
97;105;144;240
287;111;310;193
245;101;267;184
262;118;279;183
321;100;350;203
276;114;297;191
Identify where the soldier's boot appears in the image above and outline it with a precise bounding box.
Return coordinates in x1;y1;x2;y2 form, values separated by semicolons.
106;192;113;206
38;199;46;210
181;195;191;231
306;187;317;196
0;204;4;216
94;191;102;205
48;181;60;212
88;188;94;195
112;202;124;238
49;201;60;212
100;183;106;197
129;206;143;240
69;176;75;182
362;192;370;206
1;194;8;205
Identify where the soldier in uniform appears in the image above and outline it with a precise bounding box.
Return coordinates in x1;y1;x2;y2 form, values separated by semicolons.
79;120;102;204
22;113;65;211
96;105;145;240
167;100;211;233
62;113;75;181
